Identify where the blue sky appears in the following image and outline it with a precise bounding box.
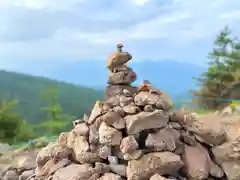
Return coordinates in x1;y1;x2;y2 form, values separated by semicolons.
0;0;240;69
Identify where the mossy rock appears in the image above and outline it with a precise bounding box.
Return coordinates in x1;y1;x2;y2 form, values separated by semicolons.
229;101;240;112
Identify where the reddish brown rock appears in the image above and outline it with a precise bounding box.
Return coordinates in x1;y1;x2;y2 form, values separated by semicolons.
99;122;122;146
125;110;168;135
146;128;180;152
127;152;183;180
183;145;209;180
120;136;139;154
101;110;125;130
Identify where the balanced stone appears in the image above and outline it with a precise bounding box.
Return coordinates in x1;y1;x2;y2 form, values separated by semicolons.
106;44;132;72
107;65;137;85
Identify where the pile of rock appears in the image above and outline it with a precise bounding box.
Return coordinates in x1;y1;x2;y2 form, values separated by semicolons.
1;44;240;180
0;149;38;180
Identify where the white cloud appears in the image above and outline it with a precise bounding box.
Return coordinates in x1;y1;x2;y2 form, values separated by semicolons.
220;10;240;20
132;0;151;6
51;0;240;46
0;0;84;9
0;0;239;67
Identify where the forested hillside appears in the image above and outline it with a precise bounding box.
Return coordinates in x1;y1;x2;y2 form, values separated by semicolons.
0;70;104;124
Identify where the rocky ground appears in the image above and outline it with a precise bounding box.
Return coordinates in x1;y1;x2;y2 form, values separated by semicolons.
1;44;240;180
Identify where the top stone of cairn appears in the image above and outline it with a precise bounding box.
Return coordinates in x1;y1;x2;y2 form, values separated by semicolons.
106;44;132;71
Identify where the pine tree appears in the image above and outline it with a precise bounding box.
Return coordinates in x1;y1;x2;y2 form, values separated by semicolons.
35;86;76;135
192;26;240;109
0;99;35;144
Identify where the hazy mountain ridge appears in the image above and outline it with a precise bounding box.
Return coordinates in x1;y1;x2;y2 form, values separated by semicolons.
4;60;206;101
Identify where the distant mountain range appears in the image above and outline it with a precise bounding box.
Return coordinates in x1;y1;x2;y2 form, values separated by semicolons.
2;60;206;101
0;69;104;124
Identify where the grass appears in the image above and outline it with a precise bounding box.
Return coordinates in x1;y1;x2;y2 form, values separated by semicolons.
194;108;213;115
177;102;213;115
229;101;240;112
10;135;57;150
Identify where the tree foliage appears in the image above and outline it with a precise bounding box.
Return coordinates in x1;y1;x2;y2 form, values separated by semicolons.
35;86;77;135
0;99;35;144
192;26;240;109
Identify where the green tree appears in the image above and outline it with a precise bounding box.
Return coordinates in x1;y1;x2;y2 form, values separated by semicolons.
35;86;76;135
192;26;240;109
0;99;35;144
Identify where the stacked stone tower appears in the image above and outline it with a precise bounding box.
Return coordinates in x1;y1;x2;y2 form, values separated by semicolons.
105;44;138;99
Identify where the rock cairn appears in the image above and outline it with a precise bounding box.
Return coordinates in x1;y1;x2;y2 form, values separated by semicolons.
105;43;137;99
2;44;240;180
